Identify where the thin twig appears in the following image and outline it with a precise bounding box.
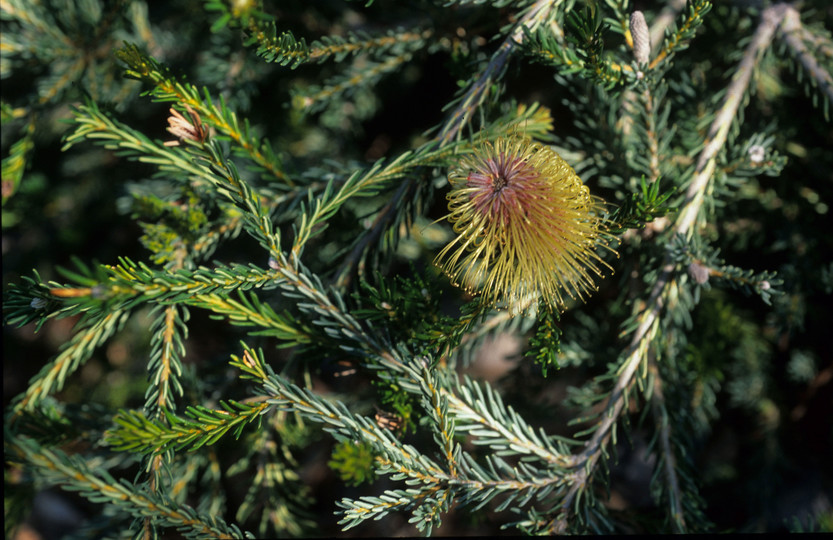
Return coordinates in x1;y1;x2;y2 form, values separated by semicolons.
676;2;790;237
333;178;414;289
778;5;833;107
335;0;557;288
648;354;687;533
550;3;790;532
649;0;687;57
438;0;555;143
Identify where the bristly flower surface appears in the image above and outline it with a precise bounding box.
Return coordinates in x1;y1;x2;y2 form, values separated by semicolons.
436;136;612;313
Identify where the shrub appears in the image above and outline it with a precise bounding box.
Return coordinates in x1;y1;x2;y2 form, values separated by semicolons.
4;0;832;536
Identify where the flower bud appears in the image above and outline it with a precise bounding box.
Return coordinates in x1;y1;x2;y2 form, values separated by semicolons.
164;105;208;147
688;262;710;285
630;11;651;65
748;144;766;164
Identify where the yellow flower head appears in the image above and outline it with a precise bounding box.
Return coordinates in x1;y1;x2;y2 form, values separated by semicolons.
435;136;612;313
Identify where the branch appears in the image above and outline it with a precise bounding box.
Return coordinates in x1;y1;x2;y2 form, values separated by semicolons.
335;0;557;286
438;0;556;143
649;0;687;56
676;2;788;237
10;310;130;416
7;435;251;539
648;354;687;533
550;3;790;532
778;5;833;110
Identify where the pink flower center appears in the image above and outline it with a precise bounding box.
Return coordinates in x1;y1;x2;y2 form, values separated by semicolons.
493;173;508;192
467;153;540;224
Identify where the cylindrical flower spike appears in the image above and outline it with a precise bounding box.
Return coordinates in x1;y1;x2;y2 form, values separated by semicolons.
435;136;612;313
630;10;651;65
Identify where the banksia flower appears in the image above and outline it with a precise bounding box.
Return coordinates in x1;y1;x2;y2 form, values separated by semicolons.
435;136;612;313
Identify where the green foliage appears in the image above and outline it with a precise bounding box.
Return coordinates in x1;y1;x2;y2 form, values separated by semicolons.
6;435;252;539
669;233;783;305
607;176;675;234
3;0;832;538
524;302;563;376
353;268;485;358
329;440;376;487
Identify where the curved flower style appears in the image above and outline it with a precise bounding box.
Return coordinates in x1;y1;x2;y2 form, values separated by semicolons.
436;136;612;312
